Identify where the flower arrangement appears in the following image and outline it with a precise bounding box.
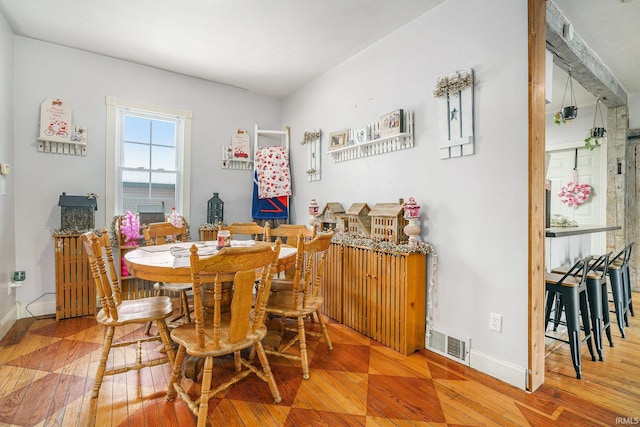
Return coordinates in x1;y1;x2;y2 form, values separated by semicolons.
433;69;473;98
168;207;183;228
550;215;578;227
558;181;591;207
119;210;140;245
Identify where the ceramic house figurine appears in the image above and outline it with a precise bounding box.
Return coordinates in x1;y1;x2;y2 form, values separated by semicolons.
346;202;371;235
318;202;346;231
368;199;407;243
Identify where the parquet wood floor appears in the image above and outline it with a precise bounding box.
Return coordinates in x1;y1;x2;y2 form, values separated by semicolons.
0;295;638;426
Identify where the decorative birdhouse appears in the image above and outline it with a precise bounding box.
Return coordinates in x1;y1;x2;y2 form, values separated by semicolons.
368;199;407;243
207;192;224;225
318;202;346;231
137;203;166;226
58;192;98;231
346;202;371;235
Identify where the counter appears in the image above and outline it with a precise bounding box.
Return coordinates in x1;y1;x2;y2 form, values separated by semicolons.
546;224;621;238
546;225;621;271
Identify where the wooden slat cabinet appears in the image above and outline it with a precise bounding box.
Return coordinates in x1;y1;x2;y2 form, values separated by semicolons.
321;243;426;355
54;234;96;320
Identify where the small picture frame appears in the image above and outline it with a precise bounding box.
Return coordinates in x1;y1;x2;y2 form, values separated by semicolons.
356;127;368;144
328;130;348;151
379;109;404;137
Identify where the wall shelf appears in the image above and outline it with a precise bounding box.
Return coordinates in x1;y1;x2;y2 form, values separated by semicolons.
328;110;414;163
221;144;253;170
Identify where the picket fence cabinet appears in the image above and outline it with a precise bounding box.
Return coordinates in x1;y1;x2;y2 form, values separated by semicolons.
321;242;427;355
54;234;96;320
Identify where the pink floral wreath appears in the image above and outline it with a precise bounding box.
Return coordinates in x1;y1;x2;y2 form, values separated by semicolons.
558;181;591;207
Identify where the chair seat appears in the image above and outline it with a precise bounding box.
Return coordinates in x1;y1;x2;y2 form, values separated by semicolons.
96;296;173;325
545;272;582;287
266;291;324;317
551;266;602;280
171;322;268;358
153;282;193;292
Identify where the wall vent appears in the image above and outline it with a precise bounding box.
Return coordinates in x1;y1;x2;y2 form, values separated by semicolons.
427;328;471;366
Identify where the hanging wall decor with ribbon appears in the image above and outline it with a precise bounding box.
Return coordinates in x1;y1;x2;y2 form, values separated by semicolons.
558;149;591;207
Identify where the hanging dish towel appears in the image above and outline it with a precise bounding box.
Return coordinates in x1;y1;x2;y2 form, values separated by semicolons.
254;146;291;199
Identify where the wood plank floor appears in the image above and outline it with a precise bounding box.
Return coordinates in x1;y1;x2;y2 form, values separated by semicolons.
0;294;638;426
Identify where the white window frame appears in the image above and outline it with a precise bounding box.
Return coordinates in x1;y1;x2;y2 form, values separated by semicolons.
106;96;191;221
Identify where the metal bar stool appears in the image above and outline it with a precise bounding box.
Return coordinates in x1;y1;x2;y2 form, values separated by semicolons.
606;244;634;338
552;252;613;360
545;256;595;379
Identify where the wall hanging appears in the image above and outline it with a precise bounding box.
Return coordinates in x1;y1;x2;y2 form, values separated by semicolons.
302;129;321;181
37;98;87;155
434;69;474;159
221;129;253;170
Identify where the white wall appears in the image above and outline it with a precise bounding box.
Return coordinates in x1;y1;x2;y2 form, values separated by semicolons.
284;0;530;387
0;13;16;336
13;37;281;318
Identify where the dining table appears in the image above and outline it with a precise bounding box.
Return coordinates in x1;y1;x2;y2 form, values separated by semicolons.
124;239;297;380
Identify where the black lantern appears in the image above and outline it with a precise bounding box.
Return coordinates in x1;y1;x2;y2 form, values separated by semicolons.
207;192;224;225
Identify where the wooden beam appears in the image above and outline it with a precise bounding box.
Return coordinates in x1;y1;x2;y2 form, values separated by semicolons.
528;0;546;393
546;0;627;108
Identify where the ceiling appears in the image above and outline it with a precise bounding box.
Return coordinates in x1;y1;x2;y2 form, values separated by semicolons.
0;0;638;102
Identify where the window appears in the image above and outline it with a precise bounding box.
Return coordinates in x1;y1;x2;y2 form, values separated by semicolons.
106;97;191;220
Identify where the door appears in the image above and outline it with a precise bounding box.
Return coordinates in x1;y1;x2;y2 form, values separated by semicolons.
546;145;606;253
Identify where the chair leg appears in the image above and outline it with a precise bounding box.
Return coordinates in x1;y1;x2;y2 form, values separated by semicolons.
623;263;634;318
553;294;564;331
297;316;310;380
145;287;163;335
609;268;627;338
601;280;614;347
579;288;596;362
180;291;191;324
586;277;604;361
563;287;583;379
315;310;333;351
254;340;282;403
197;357;214;427
167;345;186;401
92;326;115;398
156;319;175;365
544;290;556;331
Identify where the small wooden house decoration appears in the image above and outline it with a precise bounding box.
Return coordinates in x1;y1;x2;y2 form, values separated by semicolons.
58;192;98;230
368;199;407;243
346;202;371;235
318;202;346;230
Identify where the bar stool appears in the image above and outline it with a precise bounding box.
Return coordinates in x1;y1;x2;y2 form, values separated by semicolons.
605;244;634;338
545;256;595;379
552;252;613;360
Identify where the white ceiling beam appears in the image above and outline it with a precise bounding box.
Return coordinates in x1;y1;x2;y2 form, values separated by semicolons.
546;0;627;108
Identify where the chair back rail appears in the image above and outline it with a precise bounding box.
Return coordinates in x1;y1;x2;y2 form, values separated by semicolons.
218;221;268;241
143;221;187;245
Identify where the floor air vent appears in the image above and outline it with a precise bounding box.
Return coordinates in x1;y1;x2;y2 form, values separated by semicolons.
427;328;471;366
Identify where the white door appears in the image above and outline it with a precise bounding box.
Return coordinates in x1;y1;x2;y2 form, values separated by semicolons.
546;145;606;253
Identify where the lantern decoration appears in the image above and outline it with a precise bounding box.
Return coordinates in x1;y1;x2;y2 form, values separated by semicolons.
308;198;319;227
119;210;140;246
207;192;224;225
403;197;421;245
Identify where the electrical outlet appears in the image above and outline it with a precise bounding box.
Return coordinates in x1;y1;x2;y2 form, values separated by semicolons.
489;312;502;333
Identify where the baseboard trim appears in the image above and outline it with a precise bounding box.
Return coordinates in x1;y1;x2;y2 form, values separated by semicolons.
0;304;19;340
17;300;56;320
470;348;527;390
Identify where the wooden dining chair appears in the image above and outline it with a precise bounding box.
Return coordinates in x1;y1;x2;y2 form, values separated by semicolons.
80;229;175;399
142;221;192;334
219;221;267;241
264;230;334;380
265;222;316;283
166;241;282;427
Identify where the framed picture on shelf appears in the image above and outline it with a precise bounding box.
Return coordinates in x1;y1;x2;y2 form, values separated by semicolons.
355;127;368;144
328;130;348;151
379;109;404;137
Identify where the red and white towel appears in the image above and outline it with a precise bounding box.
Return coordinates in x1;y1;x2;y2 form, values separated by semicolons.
255;146;291;199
